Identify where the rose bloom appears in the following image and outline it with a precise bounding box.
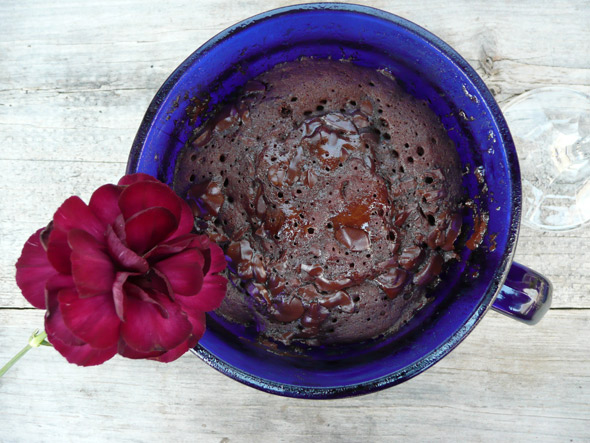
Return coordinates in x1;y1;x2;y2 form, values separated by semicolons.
15;174;227;366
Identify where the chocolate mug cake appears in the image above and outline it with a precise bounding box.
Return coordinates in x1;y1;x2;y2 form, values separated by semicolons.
174;58;471;346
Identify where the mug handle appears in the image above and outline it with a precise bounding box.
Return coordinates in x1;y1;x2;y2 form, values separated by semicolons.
491;262;553;325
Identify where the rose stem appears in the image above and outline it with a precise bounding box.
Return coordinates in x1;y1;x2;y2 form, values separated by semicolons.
0;329;50;377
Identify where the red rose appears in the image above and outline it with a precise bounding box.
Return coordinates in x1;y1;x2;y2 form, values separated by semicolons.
15;173;227;366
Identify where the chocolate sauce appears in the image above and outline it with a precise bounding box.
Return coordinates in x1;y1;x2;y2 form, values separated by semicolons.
270;296;304;322
174;58;472;346
334;226;371;251
187;180;224;218
375;268;408;299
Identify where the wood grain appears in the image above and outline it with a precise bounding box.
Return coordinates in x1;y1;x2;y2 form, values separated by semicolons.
0;309;588;442
1;0;588;309
0;1;589;441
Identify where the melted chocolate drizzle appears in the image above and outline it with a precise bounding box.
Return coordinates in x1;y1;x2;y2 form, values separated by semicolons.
179;59;472;345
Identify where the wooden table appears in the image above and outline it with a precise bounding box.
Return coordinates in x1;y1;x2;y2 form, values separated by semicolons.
1;1;589;441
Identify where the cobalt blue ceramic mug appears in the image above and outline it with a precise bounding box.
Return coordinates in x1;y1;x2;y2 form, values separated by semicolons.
127;3;552;398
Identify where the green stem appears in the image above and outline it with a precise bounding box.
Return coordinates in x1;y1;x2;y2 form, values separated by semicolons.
0;329;49;377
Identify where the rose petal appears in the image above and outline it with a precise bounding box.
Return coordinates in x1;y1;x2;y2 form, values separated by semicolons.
168;200;195;240
49;336;117;367
112;213;127;242
148;341;190;363
46;228;72;274
15;229;58;309
146;234;224;272
52;196;105;241
112;272;140;321
124;281;169;317
106;225;149;273
150;268;175;301
144;234;199;263
176;274;227;313
59;288;121;349
186;310;207;343
118;180;181;222
205;240;227;274
185;310;207;349
69;229;115;298
45;275;84;347
39;222;53;251
154;249;205;296
88;184;123;227
125;207;178;254
117;339;163;360
189;235;227;275
120;291;192;353
117;173;160;186
149;311;206;363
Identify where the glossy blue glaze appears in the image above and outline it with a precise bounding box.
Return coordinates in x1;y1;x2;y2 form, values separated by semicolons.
127;3;552;398
492;262;552;324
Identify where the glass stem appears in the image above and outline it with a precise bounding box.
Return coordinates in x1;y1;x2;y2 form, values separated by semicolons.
0;330;49;377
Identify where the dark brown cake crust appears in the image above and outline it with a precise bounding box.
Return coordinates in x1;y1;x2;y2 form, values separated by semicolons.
174;59;465;345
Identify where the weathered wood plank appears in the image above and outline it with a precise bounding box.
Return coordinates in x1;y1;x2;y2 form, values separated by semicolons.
0;1;589;441
0;309;588;442
0;0;589;309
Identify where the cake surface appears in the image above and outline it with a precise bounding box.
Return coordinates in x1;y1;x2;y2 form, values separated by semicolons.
174;58;465;346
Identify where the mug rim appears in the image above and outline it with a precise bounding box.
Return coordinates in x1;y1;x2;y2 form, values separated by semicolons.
129;2;522;398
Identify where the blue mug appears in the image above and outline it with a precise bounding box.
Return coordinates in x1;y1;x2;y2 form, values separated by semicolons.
127;3;552;398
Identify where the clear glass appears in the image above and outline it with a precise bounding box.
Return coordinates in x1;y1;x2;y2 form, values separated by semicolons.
503;87;590;231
